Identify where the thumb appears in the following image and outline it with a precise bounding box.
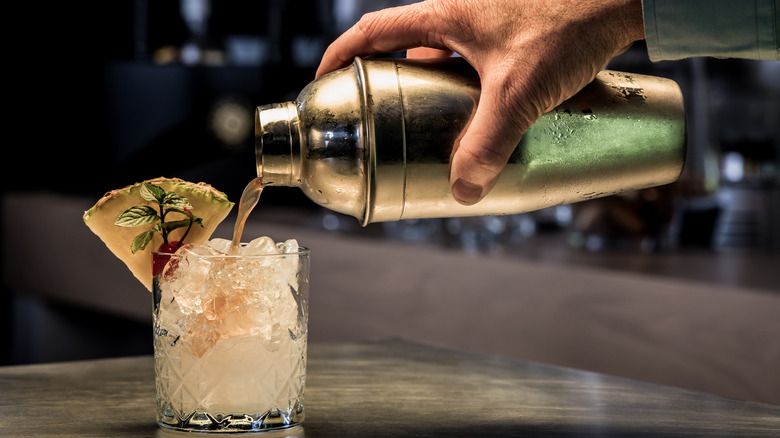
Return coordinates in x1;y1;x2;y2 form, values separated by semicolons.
449;79;533;205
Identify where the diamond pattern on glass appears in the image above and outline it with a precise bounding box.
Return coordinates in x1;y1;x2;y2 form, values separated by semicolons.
153;250;308;432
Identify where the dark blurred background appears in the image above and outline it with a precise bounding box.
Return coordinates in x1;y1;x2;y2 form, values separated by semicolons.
6;0;777;241
8;0;343;206
2;0;779;385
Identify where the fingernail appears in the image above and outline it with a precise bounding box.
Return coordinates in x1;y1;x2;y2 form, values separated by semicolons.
452;178;482;205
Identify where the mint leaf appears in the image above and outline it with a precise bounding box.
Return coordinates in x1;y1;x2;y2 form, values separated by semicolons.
115;205;160;227
131;229;155;253
119;181;205;251
141;183;166;203
163;192;192;209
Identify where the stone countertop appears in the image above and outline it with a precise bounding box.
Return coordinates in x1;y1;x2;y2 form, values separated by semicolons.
3;192;780;405
1;339;779;437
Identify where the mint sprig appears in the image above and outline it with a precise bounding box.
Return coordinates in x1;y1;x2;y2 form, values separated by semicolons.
115;182;203;253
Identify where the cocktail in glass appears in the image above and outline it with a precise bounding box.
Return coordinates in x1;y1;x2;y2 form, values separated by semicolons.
152;239;309;432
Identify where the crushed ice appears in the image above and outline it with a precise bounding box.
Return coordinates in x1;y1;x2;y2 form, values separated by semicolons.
156;236;304;357
207;237;300;255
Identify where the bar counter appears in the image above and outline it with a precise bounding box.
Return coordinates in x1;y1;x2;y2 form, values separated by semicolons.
1;338;778;437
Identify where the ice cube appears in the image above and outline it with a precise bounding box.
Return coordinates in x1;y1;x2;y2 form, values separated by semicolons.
243;236;278;255
183;313;221;357
207;238;232;254
156;284;188;341
277;238;299;254
215;290;273;340
176;242;224;259
165;243;223;314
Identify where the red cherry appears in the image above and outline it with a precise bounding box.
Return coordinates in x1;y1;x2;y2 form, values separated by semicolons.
152;241;182;277
158;241;182;254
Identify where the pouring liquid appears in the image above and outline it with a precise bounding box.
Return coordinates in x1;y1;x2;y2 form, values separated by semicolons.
229;177;264;255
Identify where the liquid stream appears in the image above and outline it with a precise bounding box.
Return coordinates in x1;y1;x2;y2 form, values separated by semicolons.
229;177;264;254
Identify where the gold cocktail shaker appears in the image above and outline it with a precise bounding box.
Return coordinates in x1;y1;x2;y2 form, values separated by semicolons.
256;57;685;225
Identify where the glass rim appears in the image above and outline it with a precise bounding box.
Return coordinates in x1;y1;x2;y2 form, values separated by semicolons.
152;245;310;258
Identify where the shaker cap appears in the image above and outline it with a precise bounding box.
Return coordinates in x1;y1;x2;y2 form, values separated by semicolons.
255;102;300;186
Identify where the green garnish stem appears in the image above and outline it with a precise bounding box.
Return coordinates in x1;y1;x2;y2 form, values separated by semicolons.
179;207;194;245
158;202;168;244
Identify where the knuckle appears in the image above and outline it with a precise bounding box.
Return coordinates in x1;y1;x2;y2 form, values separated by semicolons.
354;12;380;44
355;9;419;51
460;142;509;172
490;70;546;130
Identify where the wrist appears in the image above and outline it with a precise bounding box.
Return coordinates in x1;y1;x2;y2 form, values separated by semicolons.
627;0;646;41
615;0;646;44
587;0;646;50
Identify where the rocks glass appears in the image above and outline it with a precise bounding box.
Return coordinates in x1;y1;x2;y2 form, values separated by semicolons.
152;242;309;432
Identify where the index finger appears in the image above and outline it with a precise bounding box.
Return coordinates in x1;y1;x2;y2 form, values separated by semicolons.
316;4;449;78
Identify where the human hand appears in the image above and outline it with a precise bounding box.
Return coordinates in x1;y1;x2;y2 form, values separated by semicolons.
316;0;645;205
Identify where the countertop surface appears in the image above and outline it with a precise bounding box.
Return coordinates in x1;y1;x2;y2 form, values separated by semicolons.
4;193;780;406
1;338;779;437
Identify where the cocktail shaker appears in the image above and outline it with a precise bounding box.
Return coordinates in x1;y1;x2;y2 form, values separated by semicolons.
256;57;685;225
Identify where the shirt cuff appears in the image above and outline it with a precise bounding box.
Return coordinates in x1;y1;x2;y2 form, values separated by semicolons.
643;0;780;61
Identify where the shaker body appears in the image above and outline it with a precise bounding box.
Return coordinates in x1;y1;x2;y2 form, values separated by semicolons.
256;57;686;225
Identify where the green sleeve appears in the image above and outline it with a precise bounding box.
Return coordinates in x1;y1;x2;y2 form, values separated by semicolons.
643;0;780;61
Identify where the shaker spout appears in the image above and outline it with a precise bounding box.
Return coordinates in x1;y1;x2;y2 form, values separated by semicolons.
255;101;301;187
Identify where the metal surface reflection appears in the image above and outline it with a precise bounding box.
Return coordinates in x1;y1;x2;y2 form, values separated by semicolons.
257;57;686;226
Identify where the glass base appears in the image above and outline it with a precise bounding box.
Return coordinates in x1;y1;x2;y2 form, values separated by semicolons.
158;406;304;433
